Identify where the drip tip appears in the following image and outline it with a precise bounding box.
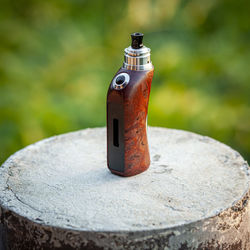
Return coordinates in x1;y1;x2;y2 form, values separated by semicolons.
131;32;144;49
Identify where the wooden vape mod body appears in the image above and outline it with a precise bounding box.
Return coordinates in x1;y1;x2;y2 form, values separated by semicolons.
107;33;154;177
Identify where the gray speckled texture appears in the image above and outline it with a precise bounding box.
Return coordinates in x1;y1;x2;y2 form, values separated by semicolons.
0;127;249;249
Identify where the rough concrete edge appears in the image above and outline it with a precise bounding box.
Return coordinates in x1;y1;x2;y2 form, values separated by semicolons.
0;127;249;248
0;126;249;233
0;188;249;249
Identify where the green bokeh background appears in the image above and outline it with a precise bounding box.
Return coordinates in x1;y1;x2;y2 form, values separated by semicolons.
0;0;249;164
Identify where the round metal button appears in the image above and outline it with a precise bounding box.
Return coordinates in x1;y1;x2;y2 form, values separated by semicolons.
112;73;130;90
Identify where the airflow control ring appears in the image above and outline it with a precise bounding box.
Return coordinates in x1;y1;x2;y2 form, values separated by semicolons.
112;73;130;90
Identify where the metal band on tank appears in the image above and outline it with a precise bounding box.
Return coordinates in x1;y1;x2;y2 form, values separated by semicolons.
123;46;153;71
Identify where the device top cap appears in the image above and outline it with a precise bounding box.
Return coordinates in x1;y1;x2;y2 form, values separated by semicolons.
131;32;144;49
123;32;153;71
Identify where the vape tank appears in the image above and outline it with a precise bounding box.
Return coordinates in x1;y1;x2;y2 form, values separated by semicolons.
107;32;154;177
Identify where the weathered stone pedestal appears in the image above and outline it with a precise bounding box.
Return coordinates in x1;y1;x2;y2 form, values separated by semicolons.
0;127;249;249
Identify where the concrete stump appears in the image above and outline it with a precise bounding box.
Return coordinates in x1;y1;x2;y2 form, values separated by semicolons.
0;127;249;250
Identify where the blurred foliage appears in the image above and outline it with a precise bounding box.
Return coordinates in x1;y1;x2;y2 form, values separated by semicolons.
0;0;249;164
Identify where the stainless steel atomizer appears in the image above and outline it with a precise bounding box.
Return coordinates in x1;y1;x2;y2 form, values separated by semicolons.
107;32;154;176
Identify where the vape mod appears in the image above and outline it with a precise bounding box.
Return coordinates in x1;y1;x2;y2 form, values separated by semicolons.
107;32;154;177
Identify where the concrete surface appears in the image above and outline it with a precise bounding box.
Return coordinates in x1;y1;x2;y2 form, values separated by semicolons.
0;127;249;249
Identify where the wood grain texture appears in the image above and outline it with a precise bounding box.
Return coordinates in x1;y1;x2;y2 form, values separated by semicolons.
107;68;154;177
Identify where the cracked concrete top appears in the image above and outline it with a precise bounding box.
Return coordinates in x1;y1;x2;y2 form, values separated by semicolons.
0;127;249;232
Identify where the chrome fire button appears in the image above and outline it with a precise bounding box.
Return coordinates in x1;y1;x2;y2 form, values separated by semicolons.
112;73;130;90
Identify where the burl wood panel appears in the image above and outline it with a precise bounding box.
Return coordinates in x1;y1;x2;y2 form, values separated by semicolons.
107;67;154;177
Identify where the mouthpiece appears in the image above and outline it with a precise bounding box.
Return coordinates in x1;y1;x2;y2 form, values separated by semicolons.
131;32;144;49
